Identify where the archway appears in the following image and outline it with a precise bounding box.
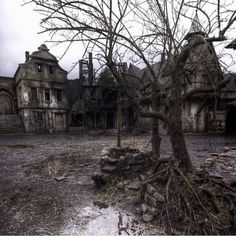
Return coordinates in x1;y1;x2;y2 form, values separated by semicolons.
0;90;14;114
225;107;236;135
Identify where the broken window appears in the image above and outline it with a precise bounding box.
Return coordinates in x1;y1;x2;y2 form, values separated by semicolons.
56;89;63;102
49;65;54;74
44;89;50;101
31;87;38;101
37;63;43;72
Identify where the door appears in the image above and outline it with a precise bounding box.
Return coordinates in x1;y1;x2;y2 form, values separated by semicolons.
55;113;65;131
0;91;13;114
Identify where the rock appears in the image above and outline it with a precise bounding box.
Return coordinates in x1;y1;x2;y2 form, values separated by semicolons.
125;153;133;158
128;181;141;190
119;156;125;162
146;184;156;195
141;203;148;213
55;176;66;181
152;191;165;202
133;153;142;159
101;165;117;173
100;155;109;167
142;213;154;222
107;157;118;164
224;147;231;152
144;193;158;207
120;165;131;171
101;149;110;156
127;157;136;165
147;206;158;216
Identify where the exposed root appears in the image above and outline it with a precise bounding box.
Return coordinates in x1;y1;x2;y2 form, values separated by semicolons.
141;158;236;234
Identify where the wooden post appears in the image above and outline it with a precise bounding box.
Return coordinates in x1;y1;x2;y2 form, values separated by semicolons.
117;90;122;148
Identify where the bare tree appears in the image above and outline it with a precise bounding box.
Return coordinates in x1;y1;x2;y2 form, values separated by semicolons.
24;0;236;173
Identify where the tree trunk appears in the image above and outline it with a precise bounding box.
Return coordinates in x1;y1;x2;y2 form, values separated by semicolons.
168;102;194;172
168;69;194;173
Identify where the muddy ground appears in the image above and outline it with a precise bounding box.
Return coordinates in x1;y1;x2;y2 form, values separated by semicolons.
0;133;235;235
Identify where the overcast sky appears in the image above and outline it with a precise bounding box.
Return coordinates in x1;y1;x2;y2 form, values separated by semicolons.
0;0;236;80
0;0;82;79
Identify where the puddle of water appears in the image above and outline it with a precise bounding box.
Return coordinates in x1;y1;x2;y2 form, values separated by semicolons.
60;205;162;236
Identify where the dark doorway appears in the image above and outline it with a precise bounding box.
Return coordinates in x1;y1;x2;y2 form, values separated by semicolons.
225;107;236;134
106;112;115;129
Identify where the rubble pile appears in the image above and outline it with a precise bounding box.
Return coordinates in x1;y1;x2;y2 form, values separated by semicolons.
200;146;236;179
141;184;165;222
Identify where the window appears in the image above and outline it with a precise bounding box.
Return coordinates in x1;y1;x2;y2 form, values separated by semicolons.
56;89;63;102
34;111;43;121
31;87;38;101
37;63;43;72
44;89;50;101
49;65;54;74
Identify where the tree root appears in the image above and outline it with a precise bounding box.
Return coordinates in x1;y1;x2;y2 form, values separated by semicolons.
141;159;236;235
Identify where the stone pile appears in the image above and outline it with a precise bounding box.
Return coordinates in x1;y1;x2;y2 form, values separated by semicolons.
141;184;165;222
200;146;236;179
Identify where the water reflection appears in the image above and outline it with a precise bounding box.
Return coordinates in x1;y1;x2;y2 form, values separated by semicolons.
60;205;160;235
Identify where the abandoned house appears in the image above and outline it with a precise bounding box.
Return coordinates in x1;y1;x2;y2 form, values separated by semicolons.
0;44;68;133
68;56;135;133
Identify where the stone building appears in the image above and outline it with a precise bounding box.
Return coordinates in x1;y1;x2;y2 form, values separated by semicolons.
0;44;68;133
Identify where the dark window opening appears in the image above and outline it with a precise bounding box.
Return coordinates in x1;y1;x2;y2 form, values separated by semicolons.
44;89;50;101
37;63;43;72
71;113;83;126
49;65;54;74
31;87;38;101
34;111;43;121
56;89;63;102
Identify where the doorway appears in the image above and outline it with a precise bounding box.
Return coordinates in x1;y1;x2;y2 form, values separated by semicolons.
225;107;236;134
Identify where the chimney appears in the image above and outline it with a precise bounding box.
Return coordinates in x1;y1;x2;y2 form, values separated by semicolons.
25;51;30;62
88;52;94;85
